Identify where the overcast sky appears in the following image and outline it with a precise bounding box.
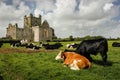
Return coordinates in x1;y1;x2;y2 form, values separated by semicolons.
0;0;120;38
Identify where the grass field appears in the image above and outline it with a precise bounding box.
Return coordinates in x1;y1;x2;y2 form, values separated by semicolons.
0;41;120;80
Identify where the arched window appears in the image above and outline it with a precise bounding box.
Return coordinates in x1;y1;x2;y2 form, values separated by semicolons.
44;29;48;38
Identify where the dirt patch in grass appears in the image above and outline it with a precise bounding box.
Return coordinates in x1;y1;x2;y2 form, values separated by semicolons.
0;48;59;54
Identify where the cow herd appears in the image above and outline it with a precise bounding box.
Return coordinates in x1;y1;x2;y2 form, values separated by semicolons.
0;40;63;50
0;38;119;70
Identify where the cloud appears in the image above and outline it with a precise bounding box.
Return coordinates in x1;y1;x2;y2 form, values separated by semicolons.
103;3;114;11
0;0;120;38
34;0;56;17
0;1;31;37
40;0;120;38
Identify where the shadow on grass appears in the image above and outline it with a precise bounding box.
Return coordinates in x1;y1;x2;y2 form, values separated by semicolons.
92;59;113;66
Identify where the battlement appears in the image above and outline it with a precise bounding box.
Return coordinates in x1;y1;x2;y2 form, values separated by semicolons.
6;23;24;39
24;13;41;28
7;23;18;28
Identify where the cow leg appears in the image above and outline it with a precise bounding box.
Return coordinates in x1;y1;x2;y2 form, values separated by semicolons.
70;60;80;70
85;54;92;62
100;52;107;66
88;56;93;62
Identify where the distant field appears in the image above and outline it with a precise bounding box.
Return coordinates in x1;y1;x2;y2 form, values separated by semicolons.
0;41;120;80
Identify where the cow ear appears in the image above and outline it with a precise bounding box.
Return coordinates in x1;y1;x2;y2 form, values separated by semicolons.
61;52;66;60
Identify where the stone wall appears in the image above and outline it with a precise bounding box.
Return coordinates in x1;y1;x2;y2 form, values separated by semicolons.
6;24;24;40
6;14;56;42
32;26;40;42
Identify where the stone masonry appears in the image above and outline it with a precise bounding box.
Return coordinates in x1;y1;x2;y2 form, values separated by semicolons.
6;13;56;42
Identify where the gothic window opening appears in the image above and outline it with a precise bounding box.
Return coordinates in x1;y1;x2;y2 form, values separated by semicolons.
44;29;48;38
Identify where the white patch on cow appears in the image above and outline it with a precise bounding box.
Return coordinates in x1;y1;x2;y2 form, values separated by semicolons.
70;60;80;70
55;51;63;60
66;44;70;48
70;46;73;49
66;43;75;48
11;45;13;47
77;60;82;62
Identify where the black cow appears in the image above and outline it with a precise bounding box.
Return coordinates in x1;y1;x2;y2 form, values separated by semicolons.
26;43;41;50
0;43;3;48
112;42;120;47
65;38;108;65
43;43;63;50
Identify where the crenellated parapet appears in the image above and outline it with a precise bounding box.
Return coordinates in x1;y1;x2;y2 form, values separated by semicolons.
24;13;41;28
6;23;23;39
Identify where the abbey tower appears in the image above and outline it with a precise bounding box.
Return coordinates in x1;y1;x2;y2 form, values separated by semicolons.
6;13;56;42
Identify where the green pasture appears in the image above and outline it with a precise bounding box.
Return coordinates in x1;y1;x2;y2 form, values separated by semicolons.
0;41;120;80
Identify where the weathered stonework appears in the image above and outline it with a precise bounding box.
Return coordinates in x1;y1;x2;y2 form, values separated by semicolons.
6;13;56;42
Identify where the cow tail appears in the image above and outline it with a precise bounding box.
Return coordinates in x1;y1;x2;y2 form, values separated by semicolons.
85;59;92;68
87;61;92;68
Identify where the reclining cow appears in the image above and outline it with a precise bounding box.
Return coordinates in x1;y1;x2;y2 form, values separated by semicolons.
26;43;41;50
112;42;120;47
55;51;91;70
43;43;63;50
65;38;108;66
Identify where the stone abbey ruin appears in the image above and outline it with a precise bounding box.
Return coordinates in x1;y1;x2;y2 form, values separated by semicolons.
6;13;56;42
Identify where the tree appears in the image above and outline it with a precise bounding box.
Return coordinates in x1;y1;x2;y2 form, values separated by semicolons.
69;35;74;41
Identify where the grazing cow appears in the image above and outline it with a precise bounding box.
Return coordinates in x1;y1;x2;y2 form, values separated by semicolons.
43;43;63;50
10;42;20;47
10;42;27;47
20;39;28;47
20;39;28;44
10;39;28;47
65;38;108;66
55;51;91;70
112;42;120;47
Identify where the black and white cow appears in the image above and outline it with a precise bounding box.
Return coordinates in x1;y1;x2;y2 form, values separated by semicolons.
10;40;28;47
65;38;108;65
10;41;20;47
